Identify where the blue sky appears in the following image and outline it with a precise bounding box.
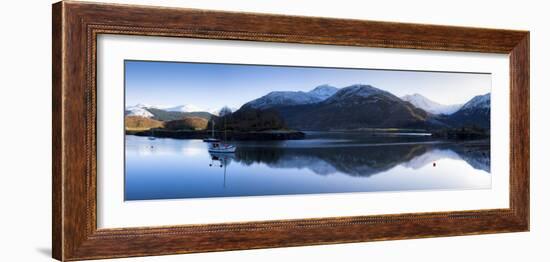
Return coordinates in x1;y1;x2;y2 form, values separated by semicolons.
125;60;491;109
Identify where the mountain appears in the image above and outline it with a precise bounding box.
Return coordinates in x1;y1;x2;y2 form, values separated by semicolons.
163;104;204;113
308;84;339;100
125;104;214;121
401;93;462;115
277;84;431;130
242;84;338;110
459;93;490;110
447;93;490;129
128;85;490;132
125;104;154;118
127;103;235;118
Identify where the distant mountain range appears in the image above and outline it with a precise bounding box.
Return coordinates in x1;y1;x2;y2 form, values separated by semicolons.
264;84;430;130
126;84;490;131
242;84;339;109
125;104;238;122
401;93;462;115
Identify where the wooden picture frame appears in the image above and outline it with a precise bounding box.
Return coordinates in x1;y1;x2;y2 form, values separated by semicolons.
52;1;529;261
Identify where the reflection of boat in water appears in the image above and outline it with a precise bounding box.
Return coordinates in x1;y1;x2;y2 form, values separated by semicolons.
208;142;236;153
209;152;234;166
209;152;234;187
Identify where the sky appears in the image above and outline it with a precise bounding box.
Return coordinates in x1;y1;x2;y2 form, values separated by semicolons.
125;60;491;109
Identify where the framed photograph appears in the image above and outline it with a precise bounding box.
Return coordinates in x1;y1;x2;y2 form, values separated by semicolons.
52;1;529;261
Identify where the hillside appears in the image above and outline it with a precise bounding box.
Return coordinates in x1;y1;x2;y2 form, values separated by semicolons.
125;116;164;131
211;108;287;132
164;117;208;131
145;108;213;122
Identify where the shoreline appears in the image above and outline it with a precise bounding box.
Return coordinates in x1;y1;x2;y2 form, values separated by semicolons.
127;129;306;141
126;129;490;144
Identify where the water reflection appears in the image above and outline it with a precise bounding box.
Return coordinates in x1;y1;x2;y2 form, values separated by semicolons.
216;143;490;177
208;153;234;188
125;135;491;200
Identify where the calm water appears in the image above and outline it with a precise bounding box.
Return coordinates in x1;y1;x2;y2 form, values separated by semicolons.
125;132;491;201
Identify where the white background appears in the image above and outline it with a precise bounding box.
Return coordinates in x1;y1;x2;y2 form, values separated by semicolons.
0;0;546;261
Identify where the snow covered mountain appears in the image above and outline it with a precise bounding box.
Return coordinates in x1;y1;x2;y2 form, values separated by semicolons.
460;93;490;110
447;93;491;129
125;103;238;120
159;104;238;116
401;93;462;115
125;104;154;118
308;84;339;100
323;84;394;103
163;104;205;113
281;84;430;130
243;84;338;109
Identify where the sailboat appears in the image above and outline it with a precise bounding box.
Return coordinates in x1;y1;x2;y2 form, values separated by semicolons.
206;118;236;153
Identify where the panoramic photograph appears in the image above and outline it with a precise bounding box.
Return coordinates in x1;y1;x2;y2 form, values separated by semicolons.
124;60;491;201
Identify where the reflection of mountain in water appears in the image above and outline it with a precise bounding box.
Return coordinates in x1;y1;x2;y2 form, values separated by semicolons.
449;144;490;173
231;142;490;177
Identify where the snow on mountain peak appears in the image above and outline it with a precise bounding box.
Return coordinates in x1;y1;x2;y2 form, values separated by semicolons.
401;93;462;115
308;85;338;100
125;104;154;118
125;103;238;117
325;84;386;102
163;104;204;113
460;93;490;110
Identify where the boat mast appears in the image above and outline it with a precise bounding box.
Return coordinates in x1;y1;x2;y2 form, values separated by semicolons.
211;119;215;138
